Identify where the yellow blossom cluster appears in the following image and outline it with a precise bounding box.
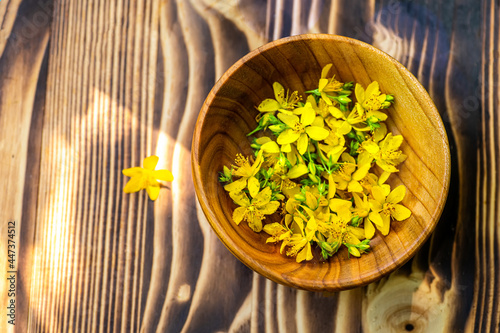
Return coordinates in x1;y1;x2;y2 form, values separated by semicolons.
219;64;411;262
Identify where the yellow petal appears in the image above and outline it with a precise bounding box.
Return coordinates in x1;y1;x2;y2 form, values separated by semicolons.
248;176;260;198
328;174;336;199
258;99;280;112
321;92;332;105
300;103;316;126
146;184;160;200
327;146;345;163
305;219;317;239
369;199;382;213
329;198;352;212
385;134;404;150
311;115;324;128
229;190;250;207
376;160;399;173
349;227;365;240
362;140;379;154
123;175;145;193
348;180;364;193
280;240;288;254
357;151;374;166
352;193;365;209
281;143;292;153
387;185;406;204
369;110;388;121
247;214;263;232
277;129;300;145
337;121;352;135
318;78;329;92
373;123;387;142
371;186;387;204
381;184;391;196
253;187;272;206
305;126;330;141
321;64;333;79
273;82;285;103
379;214;391;235
153;169;174;182
233;206;248;225
287;150;297;165
365;219;375;239
305;192;317;210
122;167;143;177
261;141;280;154
369;212;384;227
224;178;246;193
392;204;412;221
263;222;284;235
341;152;355;164
364;81;380;98
287;163;308;179
328;106;345;119
378;171;391;185
259;201;280;215
278;112;300;127
143;155;159;170
255;136;272;145
352;163;371;181
355;83;365;103
296;242;313;262
296;133;309;155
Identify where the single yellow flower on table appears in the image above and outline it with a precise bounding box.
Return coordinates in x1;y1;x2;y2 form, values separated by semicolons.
122;155;174;200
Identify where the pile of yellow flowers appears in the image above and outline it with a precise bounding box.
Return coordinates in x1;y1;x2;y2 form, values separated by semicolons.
219;64;411;262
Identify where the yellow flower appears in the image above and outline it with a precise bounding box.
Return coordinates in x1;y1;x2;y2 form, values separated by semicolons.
328;103;370;134
276;103;330;154
358;171;391;196
318;64;344;105
257;82;301;113
230;187;280;232
271;163;308;191
363;133;407;173
368;185;411;235
355;81;390;112
263;223;292;254
287;232;313;262
328;207;366;257
122;155;174;201
351;193;377;239
286;205;318;262
224;150;264;195
331;153;371;193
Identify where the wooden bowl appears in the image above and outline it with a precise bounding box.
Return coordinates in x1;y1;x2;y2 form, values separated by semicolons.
191;34;450;291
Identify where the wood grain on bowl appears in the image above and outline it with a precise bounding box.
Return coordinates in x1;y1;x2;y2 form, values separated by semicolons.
192;34;450;292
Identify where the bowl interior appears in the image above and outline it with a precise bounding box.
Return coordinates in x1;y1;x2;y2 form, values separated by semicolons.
192;34;450;291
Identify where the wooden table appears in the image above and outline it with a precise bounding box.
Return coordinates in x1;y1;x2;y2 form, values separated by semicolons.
0;0;495;332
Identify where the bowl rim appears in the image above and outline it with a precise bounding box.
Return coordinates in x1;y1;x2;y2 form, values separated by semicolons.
191;33;451;291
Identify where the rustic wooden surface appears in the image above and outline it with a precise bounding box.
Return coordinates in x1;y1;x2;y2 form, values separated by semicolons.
0;0;493;332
